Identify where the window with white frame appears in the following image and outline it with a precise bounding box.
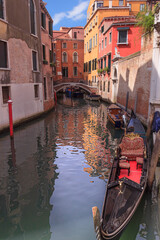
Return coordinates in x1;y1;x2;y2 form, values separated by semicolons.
62;52;67;62
62;42;67;48
73;52;78;63
0;40;8;68
118;30;128;44
89;38;92;50
105;37;107;47
0;0;5;20
93;36;95;48
73;67;78;76
140;4;145;11
119;0;123;6
32;50;38;71
73;43;77;49
109;32;112;43
30;0;36;35
96;34;97;46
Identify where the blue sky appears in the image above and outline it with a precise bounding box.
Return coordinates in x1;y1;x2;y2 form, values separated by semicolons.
44;0;89;31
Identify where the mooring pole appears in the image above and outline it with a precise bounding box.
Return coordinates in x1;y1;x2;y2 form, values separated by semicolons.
8;98;13;138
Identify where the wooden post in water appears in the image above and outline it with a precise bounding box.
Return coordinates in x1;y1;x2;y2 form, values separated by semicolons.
92;206;101;240
148;131;160;190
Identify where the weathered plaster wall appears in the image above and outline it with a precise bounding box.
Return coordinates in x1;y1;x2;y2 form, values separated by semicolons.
115;34;153;123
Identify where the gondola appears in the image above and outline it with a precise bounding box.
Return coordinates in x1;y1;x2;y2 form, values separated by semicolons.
107;104;123;129
92;113;148;240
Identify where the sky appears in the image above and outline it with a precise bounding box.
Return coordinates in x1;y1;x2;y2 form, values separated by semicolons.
44;0;89;31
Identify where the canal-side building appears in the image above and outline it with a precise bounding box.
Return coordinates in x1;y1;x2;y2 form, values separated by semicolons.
98;16;142;102
112;33;153;124
84;0;147;88
40;1;55;112
53;27;84;85
149;4;160;116
0;0;43;131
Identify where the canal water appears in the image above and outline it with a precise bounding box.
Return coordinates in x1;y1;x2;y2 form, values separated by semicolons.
0;95;159;240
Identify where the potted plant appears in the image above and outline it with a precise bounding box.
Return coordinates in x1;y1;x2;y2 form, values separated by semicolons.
50;62;55;67
103;67;110;75
43;59;48;65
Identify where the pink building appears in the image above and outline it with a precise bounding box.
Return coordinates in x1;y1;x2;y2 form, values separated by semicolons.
40;1;55;112
98;16;142;101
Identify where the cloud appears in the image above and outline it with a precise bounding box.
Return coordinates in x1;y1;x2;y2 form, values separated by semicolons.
53;1;89;26
53;12;67;25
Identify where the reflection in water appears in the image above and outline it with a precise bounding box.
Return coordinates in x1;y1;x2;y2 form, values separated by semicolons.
0;96;159;240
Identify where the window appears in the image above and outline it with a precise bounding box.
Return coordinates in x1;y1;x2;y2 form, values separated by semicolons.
92;59;94;70
102;39;104;50
49;21;53;36
104;57;106;68
53;43;56;48
0;0;4;19
42;45;46;60
101;25;104;33
129;4;131;11
101;59;103;69
108;81;110;92
103;81;105;91
62;67;68;77
53;52;56;63
49;49;52;63
119;0;123;6
62;42;67;48
118;30;128;44
74;32;77;39
34;84;39;98
97;2;103;8
109;32;112;43
32;50;38;71
73;52;78;63
2;86;10;104
84;44;86;53
95;58;97;70
89;61;91;73
85;62;88;72
96;34;97;46
99;43;101;52
105;37;107;47
84;63;86;72
73;67;78;76
41;12;46;29
30;0;36;35
62;52;67;62
140;4;145;11
93;36;95;48
44;77;47;100
89;38;92;51
0;40;8;68
108;54;111;71
73;43;77;49
87;42;88;51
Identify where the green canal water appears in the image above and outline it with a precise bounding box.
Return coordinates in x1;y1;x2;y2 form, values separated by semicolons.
0;96;159;240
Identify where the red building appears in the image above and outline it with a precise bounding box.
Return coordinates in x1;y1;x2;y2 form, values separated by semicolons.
40;1;55;112
53;27;84;84
98;16;142;101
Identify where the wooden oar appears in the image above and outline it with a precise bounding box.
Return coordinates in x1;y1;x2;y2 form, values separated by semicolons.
92;206;102;240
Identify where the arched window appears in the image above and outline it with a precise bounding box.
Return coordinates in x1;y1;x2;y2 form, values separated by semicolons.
62;52;67;63
73;52;78;63
30;0;36;35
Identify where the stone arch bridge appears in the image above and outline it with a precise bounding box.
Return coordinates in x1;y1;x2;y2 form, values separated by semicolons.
54;82;97;94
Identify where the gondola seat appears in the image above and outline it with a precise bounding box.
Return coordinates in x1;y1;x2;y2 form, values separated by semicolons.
136;157;143;169
119;134;144;160
119;160;130;176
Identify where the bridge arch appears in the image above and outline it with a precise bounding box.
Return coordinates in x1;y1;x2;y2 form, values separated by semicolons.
54;82;96;94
